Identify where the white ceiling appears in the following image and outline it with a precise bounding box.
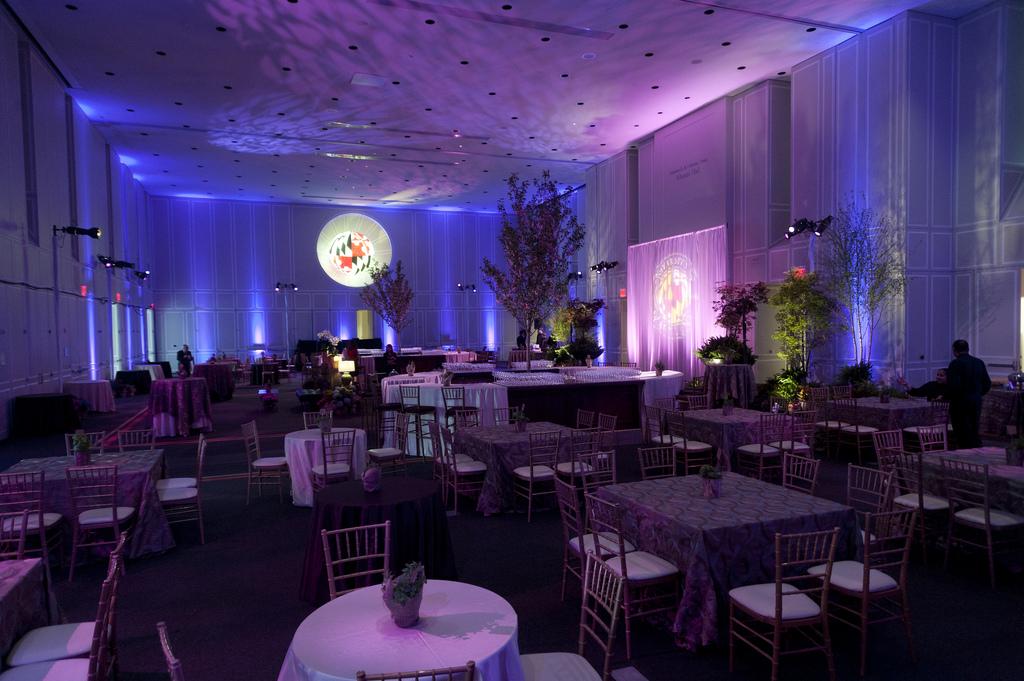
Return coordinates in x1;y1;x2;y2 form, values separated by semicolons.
8;0;985;212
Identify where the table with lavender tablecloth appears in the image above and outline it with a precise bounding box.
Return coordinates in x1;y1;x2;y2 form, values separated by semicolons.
149;378;213;437
827;396;938;431
193;363;235;402
64;380;116;413
703;364;756;408
6;451;174;558
0;558;60;659
920;446;1024;515
980;390;1024;437
682;407;764;470
455;422;572;515
596;473;858;651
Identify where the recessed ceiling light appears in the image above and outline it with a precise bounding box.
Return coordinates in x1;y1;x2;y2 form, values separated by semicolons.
348;45;358;50
215;26;226;32
282;66;292;71
806;27;817;32
651;85;659;89
577;102;584;106
644;52;654;57
502;4;512;10
778;71;786;76
174;101;183;105
737;65;746;70
541;37;550;42
224;84;232;89
425;19;435;24
155;50;167;56
581;52;596;60
126;108;134;112
721;41;731;46
65;4;78;9
704;8;715;15
560;73;569;78
104;71;115;76
618;23;628;29
425;107;432;111
392;80;400;85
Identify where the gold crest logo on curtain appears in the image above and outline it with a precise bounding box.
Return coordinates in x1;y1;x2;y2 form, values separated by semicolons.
652;253;693;337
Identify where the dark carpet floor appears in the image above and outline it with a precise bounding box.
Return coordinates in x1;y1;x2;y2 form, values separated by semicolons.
2;380;1023;681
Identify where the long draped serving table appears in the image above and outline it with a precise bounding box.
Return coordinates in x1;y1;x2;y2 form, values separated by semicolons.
703;364;756;408
921;447;1024;515
455;422;573;515
0;559;60;659
192;363;235;402
384;381;509;427
506;380;645;430
64;379;116;413
6;451;174;558
9;394;80;437
284;428;369;507
278;580;524;681
827;396;937;431
299;478;457;604
682;407;764;469
149;378;213;438
596;473;859;651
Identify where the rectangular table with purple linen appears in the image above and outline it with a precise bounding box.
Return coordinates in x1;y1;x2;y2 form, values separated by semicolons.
454;422;572;515
921;447;1024;515
6;451;174;559
0;558;59;658
596;473;859;650
149;377;213;437
827;396;937;431
682;408;763;470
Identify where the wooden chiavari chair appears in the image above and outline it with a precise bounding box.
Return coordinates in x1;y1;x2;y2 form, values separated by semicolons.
642;405;673;445
774;409;816;456
451;407;481;431
664;410;715;475
66;465;136;582
684;394;709;410
890;452;947;564
579;450;617;494
576;409;596;429
736;413;790;482
158;435;206;544
782;453;821;495
637;445;676;480
367;412;409;475
356;661;475;681
242;420;289;505
156;622;186;681
902;400;950;450
303;409;333;430
312;429;356;491
807;509;918;676
940;459;1024;588
871;430;905;468
321;521;390;600
512;431;561;522
831;384;853;399
0;510;28;560
116;429;154;452
836;398;878;466
0;471;62;570
729;528;840;681
442;386;478;430
846;464;895;520
915;424;947;453
586;494;679;660
399;385;435;457
431;422;486;514
557;429;600;485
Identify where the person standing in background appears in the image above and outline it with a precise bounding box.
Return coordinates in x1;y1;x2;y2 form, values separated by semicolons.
176;344;194;377
945;339;991;448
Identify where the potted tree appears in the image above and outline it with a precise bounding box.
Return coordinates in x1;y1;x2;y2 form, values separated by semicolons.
360;261;414;351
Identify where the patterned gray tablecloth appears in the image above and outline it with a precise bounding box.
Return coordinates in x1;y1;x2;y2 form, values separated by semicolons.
7;451;174;558
682;408;764;469
597;473;858;650
827;396;937;431
921;447;1024;515
455;422;573;514
703;364;756;408
0;558;59;658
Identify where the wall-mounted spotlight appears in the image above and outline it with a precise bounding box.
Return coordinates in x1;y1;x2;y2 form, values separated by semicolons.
134;270;150;281
567;271;584;282
590;261;619;274
785;215;832;240
457;283;476;292
113;260;135;269
97;255;115;268
275;282;298;291
54;225;102;239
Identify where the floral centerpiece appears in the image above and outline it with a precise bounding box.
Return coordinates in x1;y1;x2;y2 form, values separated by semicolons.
699;464;722;499
71;430;92;466
316;330;341;355
511;410;529;433
654;360;666;377
318;384;360;417
382;562;426;628
362;465;382;492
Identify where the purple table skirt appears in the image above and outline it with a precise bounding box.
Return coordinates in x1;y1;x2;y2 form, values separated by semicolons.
193;363;235;401
598;473;858;650
0;559;59;658
6;451;175;559
455;422;573;515
149;378;213;437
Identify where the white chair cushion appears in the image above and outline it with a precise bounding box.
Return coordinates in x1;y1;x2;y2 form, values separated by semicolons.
954;507;1024;528
729;582;820;620
451;460;487;474
769;440;811;452
555;461;594;474
568;531;635;556
156;477;196;490
604;550;678;581
673;440;714;452
893;493;949;511
367;447;403;460
513;465;555;480
520;652;601;681
78;506;134;526
311;462;351;477
841;425;879;433
807;560;898;594
656;434;684;445
253;456;288;468
816;420;849;429
158;486;198;503
0;513;61;533
0;658;89;681
454;453;476;464
6;622;94;666
736;443;780;456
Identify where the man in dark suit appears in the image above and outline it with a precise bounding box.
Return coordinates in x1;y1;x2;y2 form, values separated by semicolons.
945;339;991;448
176;344;194;377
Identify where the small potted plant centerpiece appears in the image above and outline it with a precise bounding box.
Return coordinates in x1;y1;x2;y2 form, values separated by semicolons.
699;464;723;499
511;410;529;433
318;413;332;435
71;430;92;466
405;361;416;377
382;562;426;628
654;360;666;377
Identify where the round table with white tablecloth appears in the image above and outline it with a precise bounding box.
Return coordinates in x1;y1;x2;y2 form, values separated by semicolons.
277;580;524;681
64;379;116;412
284;428;368;507
380;371;444;397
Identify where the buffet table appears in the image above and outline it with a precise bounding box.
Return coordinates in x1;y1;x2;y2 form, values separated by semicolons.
149;378;213;437
64;379;116;413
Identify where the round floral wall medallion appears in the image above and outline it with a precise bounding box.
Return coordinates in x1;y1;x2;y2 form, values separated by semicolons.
316;213;393;287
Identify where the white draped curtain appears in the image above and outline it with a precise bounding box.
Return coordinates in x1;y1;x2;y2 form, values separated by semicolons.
626;225;727;375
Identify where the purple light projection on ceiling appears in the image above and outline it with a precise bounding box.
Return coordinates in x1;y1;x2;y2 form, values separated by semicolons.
11;0;954;211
